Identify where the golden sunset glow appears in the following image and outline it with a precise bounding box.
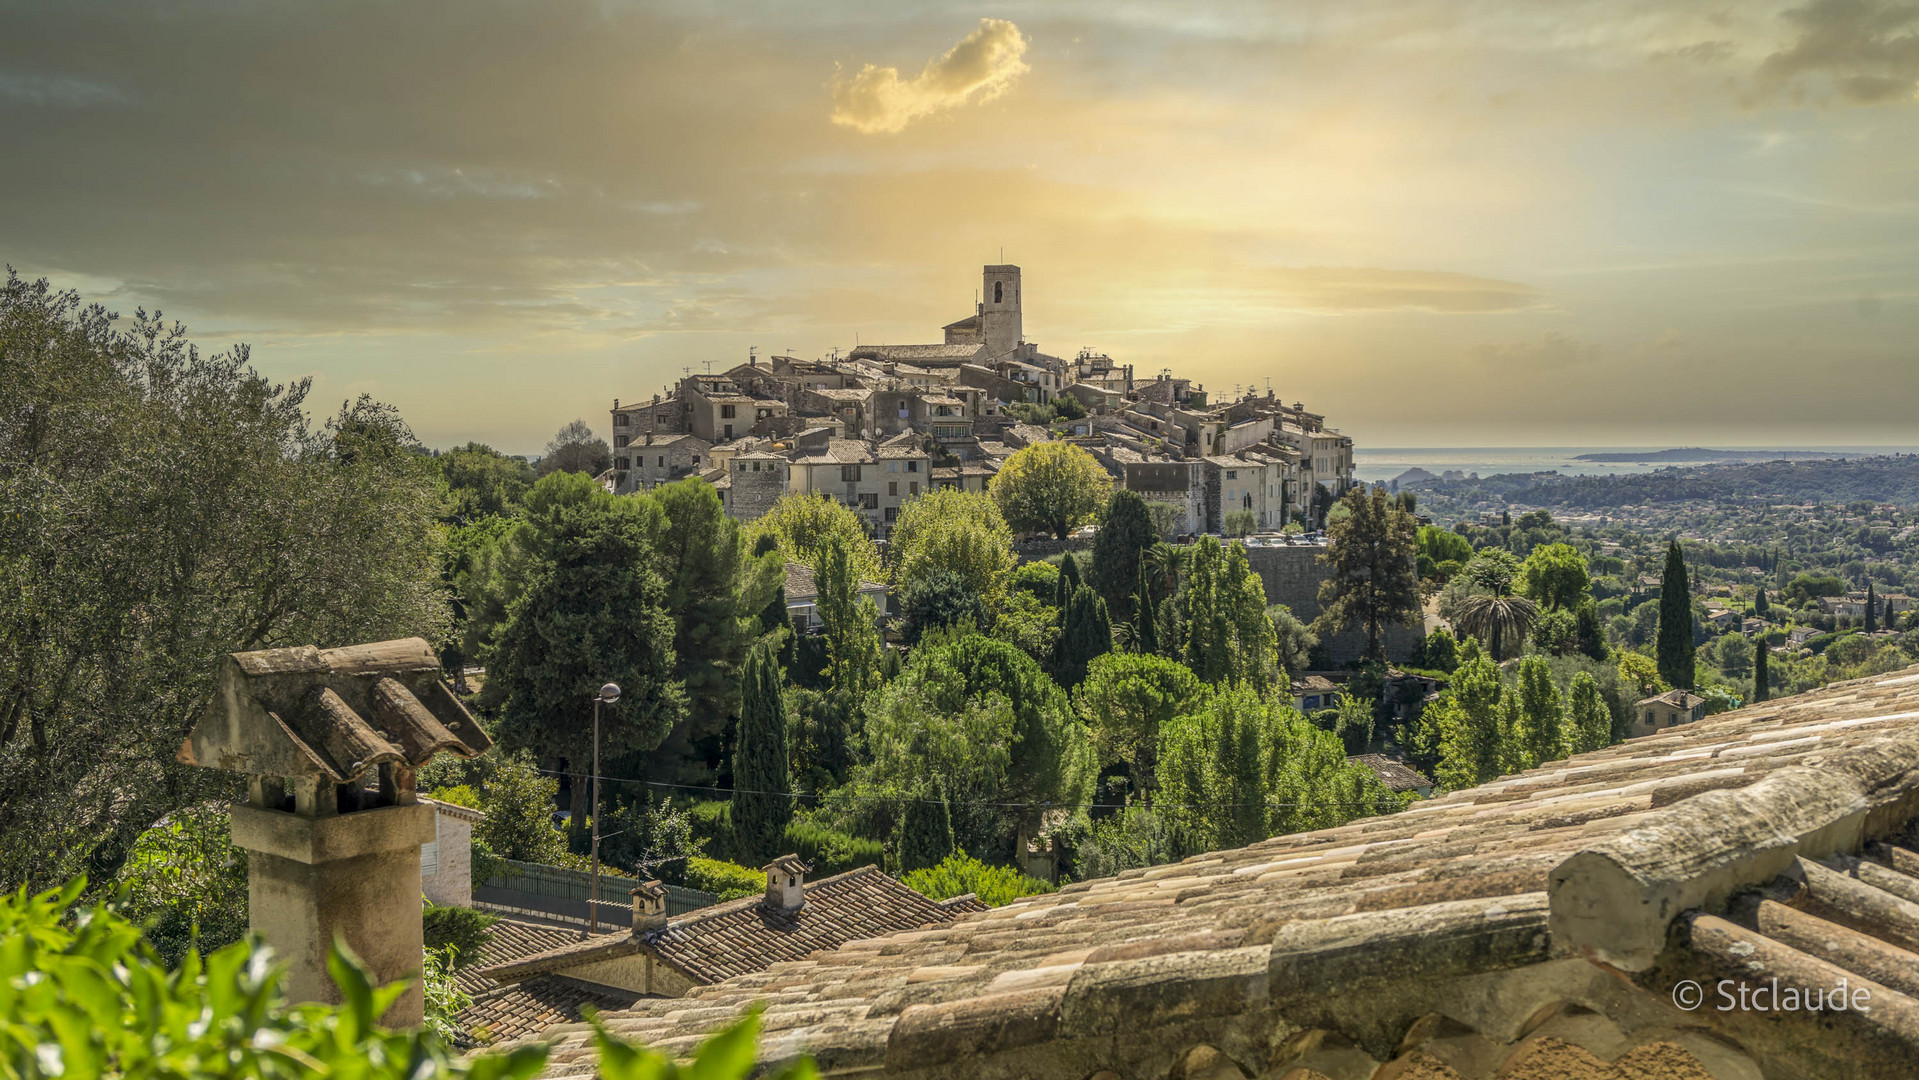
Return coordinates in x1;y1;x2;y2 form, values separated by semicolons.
4;1;1916;448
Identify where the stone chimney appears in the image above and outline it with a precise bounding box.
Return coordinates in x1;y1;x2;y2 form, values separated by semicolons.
176;637;490;1026
762;854;810;912
630;880;669;934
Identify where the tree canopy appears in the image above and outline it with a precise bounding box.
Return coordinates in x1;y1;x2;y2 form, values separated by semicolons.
747;492;881;584
536;419;611;477
991;441;1111;539
888;488;1016;605
0;273;450;893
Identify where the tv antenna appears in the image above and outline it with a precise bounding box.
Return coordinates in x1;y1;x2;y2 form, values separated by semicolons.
702;360;714;374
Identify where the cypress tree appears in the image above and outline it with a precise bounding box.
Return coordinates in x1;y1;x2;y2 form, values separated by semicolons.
895;789;954;873
1515;655;1565;769
1753;635;1770;703
1133;564;1158;656
1055;553;1083;609
1754;584;1769;618
1567;672;1611;753
1056;584;1113;689
1089;489;1156;622
1656;540;1694;690
1865;582;1877;633
730;640;791;863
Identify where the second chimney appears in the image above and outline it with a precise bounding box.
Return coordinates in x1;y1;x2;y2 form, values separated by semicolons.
630;880;669;934
762;854;810;912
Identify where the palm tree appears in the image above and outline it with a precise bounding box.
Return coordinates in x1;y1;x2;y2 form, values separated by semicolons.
1453;550;1539;660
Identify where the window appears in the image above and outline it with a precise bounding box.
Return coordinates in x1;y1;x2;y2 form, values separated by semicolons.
841;464;862;482
889;481;898;496
658;456;666;467
691;455;700;466
615;457;629;470
614;434;629;448
858;493;878;510
721;404;737;419
909;481;919;495
994;280;1003;304
885;506;898;522
724;424;734;439
614;414;629;427
907;460;919;473
1226;470;1237;479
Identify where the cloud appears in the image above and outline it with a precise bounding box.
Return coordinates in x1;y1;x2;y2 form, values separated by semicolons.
830;18;1029;134
1756;0;1919;104
1259;268;1544;314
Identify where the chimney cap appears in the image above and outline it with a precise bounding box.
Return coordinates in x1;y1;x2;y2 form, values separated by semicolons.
629;880;669;899
762;854;811;875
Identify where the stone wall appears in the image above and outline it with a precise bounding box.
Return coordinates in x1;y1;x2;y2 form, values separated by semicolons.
1242;544;1421;665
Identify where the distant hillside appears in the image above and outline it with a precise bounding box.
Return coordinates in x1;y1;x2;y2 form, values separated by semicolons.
1572;447;1849;464
1469;454;1919;508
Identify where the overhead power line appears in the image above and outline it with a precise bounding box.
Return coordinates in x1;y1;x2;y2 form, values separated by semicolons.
531;766;1405;813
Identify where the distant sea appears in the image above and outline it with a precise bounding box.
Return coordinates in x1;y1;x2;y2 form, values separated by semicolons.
1351;447;1919;485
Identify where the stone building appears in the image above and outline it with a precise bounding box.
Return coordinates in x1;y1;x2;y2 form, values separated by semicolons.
611;432;711;495
718;448;789;522
519;666;1919;1079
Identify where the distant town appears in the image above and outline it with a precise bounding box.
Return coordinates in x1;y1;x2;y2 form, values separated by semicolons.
602;263;1355;538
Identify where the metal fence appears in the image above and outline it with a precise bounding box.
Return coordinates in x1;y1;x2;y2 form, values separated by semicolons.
476;858;716;927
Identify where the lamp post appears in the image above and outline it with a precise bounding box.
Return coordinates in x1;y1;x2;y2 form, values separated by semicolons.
589;682;620;933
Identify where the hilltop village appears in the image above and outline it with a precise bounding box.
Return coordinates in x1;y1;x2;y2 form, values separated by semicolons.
605;264;1356;538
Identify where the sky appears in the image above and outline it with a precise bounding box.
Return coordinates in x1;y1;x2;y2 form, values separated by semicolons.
3;0;1917;453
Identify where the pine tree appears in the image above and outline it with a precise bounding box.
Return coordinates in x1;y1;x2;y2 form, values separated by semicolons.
1753;635;1770;703
895;789;954;873
730;640;791;864
1656;540;1695;690
1057;585;1113;689
1133;564;1158;656
1055;553;1083;609
1866;582;1877;633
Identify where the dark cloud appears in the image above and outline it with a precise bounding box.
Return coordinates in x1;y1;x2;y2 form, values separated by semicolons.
1757;0;1919;103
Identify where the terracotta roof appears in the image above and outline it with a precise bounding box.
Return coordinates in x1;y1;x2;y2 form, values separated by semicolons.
1346;753;1432;792
850;344;984;362
1639;689;1707;709
454;919;643;1046
421;795;485;824
518;666;1919;1078
642;866;982;985
454;918;603;998
460;975;642;1046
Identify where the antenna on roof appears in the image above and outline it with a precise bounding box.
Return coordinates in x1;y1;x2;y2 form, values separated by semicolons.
703;360;714;374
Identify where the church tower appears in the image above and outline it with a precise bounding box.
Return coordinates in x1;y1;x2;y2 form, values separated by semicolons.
980;264;1023;359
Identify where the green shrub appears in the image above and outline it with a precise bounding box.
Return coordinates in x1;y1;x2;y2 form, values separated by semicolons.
782;817;884;876
426;784;482;809
901;852;1056;907
687;799;736;864
0;878;548;1079
422;903;498;966
686;856;764;901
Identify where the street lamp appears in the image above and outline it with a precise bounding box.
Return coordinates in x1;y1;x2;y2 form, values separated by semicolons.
589;682;620;933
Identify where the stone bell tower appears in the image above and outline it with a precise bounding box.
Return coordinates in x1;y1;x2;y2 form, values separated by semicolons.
981;264;1023;359
178;637;490;1026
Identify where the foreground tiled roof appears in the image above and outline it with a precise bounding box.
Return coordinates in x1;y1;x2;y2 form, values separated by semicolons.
514;667;1919;1077
645;866;984;985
